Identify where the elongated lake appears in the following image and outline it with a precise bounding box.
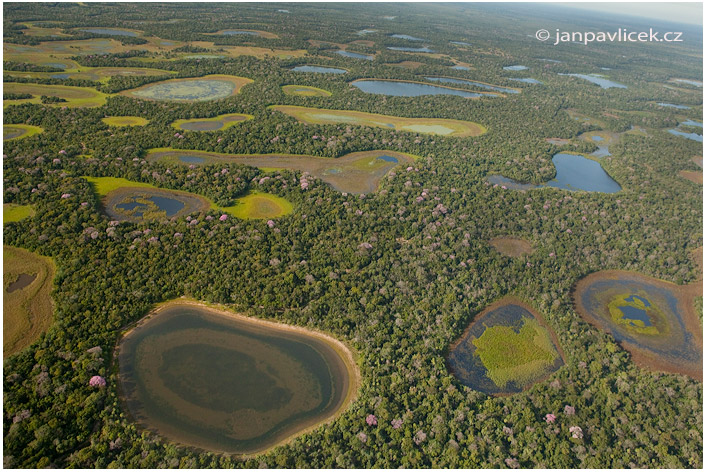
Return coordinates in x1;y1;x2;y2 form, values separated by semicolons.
336;50;373;60
291;65;347;74
387;46;434;52
81;28;137;37
488;153;621;193
118;303;356;454
559;73;627;89
352;80;486;97
425;76;517;94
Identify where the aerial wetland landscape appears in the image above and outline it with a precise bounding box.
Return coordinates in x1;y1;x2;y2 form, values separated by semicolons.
1;2;703;469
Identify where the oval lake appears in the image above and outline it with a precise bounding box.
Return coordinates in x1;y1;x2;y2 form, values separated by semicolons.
118;302;357;454
291;65;347;74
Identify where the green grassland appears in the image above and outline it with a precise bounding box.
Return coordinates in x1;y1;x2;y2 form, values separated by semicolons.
3;204;35;223
102;116;150;127
4;83;108;108
4;124;44;141
282;85;333;97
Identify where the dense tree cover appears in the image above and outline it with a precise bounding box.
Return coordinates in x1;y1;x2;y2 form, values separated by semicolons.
3;2;702;469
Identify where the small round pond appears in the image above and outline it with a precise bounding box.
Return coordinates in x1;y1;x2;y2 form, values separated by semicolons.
573;271;702;379
447;298;564;395
118;302;357;454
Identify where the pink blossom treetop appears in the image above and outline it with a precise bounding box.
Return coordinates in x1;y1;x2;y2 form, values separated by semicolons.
545;413;556;423
219;214;228;221
89;375;106;388
366;414;377;426
569;426;583;439
391;418;403;429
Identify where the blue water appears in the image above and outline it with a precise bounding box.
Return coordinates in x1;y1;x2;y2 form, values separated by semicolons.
221;30;260;36
387;46;434;52
178;155;206;164
425;76;517;94
82;28;138;37
592;135;603;141
451;65;469;71
547;153;621;192
619;306;652;327
51;73;71;79
673;79;702;87
116;195;185;217
681;119;703;128
43;62;69;69
391;34;425;41
184;54;225;59
291;65;347;74
352;80;485;98
356;29;377;35
559;73;627;89
509;78;542;84
450;41;471;46
377;155;398;163
668;129;703;142
658;102;691;109
488;153;620;193
336;50;373;60
503;65;528;71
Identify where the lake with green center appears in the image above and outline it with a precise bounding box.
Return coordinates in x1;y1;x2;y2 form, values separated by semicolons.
118;303;357;454
130;80;235;101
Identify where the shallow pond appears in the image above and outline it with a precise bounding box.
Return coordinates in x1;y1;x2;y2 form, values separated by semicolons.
425;76;517;94
7;273;37;293
184;54;225;59
673;78;702;87
118;303;355;453
43;62;70;69
658;102;691;109
336;50;373;60
81;28;137;37
447;299;563;395
509;78;542;84
451;65;469;70
177;155;206;164
669;129;703;142
559;73;627;89
574;271;702;379
50;73;71;79
129;79;236;101
352;80;486;98
221;30;261;36
489;153;620;193
390;34;425;41
387;46;434;52
450;41;471;46
4;128;26;140
681;119;703;128
104;187;209;222
291;65;346;74
503;65;528;71
179;121;224;131
116;195;185;218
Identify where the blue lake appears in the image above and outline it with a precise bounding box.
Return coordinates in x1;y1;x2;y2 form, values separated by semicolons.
509;78;542;84
378;155;398;163
390;34;425;41
356;29;377;35
619;305;653;327
81;28;138;37
503;65;528;71
352;80;485;98
43;62;69;69
681;119;703;128
658;102;691;110
668;129;703;142
178;155;206;164
51;73;71;79
387;46;434;52
559;73;627;89
336;50;373;60
673;79;702;87
450;41;471;46
116;195;185;218
451;65;469;71
291;65;347;74
425;76;517;94
592;135;603;141
489;153;620;193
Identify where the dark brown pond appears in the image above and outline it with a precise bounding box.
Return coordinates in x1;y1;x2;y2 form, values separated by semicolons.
7;273;36;293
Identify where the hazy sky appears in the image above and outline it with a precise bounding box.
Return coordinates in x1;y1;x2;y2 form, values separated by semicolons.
558;2;703;26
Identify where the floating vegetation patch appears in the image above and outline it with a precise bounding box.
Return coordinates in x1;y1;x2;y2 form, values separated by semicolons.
3;124;43;140
102;116;150;127
282;85;332;97
573;271;702;379
447;298;564;395
121;75;252;101
226;192;293;219
270;105;486;137
118;301;357;454
172;113;253;131
4;246;55;358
